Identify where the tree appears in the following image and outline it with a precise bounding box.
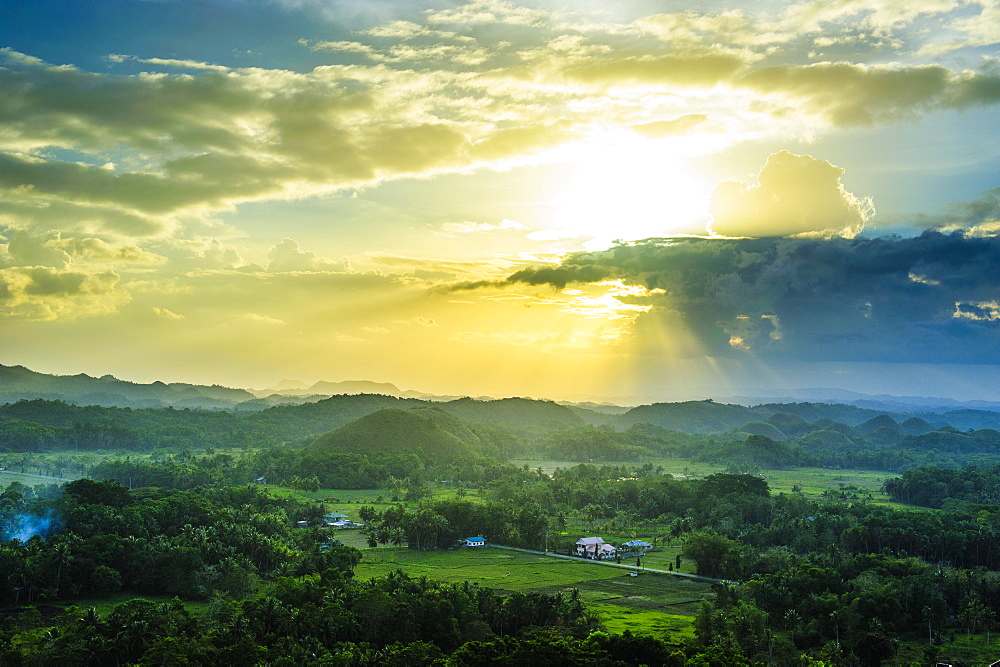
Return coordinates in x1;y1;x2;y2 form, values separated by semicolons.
64;479;131;508
698;473;769;499
683;532;737;579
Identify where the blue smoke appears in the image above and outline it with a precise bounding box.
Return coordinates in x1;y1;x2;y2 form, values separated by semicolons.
3;511;61;542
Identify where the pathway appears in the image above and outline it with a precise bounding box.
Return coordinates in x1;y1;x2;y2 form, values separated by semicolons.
488;544;727;583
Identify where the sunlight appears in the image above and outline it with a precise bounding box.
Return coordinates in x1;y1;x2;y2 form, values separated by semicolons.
544;131;712;246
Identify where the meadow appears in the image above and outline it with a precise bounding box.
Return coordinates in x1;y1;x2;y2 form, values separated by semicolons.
352;545;713;640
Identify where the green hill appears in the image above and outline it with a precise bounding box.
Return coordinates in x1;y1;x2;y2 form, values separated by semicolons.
0;364;255;408
737;421;788;441
765;412;812;437
899;417;935;435
753;402;894;426
309;408;479;459
616;400;756;433
796;429;857;452
439;397;584;434
857;414;898;436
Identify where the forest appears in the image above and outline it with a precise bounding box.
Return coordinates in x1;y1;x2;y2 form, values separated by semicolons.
4;396;1000;663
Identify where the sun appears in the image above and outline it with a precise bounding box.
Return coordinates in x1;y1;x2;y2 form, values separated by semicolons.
544;130;713;246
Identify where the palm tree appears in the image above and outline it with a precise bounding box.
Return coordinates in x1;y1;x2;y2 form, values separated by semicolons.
385;477;404;501
51;542;74;595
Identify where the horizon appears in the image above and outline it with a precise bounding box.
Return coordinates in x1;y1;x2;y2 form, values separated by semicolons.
8;360;1000;410
2;1;999;403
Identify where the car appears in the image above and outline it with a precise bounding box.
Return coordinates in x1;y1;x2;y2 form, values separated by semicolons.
628;571;638;577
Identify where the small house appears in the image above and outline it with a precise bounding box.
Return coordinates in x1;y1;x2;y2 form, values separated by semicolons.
464;536;487;547
575;536;604;556
575;537;618;560
575;536;604;558
596;543;617;559
620;540;653;555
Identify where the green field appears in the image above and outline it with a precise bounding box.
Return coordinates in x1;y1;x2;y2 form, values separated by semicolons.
0;470;73;486
515;458;899;504
353;546;714;637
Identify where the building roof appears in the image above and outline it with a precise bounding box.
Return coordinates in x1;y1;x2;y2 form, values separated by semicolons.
576;536;604;545
466;536;486;542
622;540;653;548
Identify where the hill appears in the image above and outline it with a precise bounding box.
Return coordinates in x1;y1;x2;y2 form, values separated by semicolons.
439;397;584;434
0;364;255;409
309;407;479;459
305;379;404;396
615;400;757;433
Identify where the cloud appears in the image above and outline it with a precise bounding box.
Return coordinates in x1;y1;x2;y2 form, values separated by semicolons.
483;229;1000;364
1;3;997;249
912;187;1000;234
241;313;286;325
3;228;166;269
708;151;874;238
0;266;129;320
6;230;72;268
633;11;766;47
424;0;549;27
441;219;527;234
267;238;347;273
920;3;1000;55
395;316;442;327
153;307;185;320
738;62;1000;126
954;300;1000;322
631;114;710;138
560;51;749;88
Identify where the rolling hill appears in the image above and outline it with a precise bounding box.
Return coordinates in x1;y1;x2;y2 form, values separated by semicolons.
309;407;480;459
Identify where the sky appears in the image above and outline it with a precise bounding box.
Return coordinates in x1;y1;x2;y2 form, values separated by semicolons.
1;0;999;404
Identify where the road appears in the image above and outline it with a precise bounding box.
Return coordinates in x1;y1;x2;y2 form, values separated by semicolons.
488;544;727;583
0;471;74;483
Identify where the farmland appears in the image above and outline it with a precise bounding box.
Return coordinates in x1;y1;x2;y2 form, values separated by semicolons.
353;545;714;639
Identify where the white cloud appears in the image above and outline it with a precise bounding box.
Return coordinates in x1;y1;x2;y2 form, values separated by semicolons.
267;238;347;273
242;312;286;325
395;315;441;327
441;218;527;234
708;151;874;237
153;306;185;320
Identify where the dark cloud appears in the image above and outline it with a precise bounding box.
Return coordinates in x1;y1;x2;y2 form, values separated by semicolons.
505;264;613;290
449;263;613;291
493;231;1000;364
912;187;1000;231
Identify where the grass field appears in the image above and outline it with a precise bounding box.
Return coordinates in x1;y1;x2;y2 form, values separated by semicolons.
515;458;900;505
0;471;74;486
353;546;714;637
36;592;210;618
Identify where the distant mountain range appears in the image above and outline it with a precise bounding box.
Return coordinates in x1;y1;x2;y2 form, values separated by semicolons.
718;388;1000;412
0;364;257;410
7;365;1000;466
0;364;449;410
3;363;1000;422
